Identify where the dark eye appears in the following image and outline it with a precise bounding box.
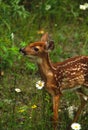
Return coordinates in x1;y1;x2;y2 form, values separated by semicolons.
33;47;39;52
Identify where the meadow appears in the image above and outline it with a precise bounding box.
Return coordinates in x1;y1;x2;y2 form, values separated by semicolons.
0;0;88;130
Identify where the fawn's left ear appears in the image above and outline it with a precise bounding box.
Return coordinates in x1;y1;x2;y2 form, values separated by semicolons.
45;40;54;51
41;32;49;42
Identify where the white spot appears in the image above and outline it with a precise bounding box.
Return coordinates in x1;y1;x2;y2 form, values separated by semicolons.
15;88;21;93
37;58;42;63
83;95;88;101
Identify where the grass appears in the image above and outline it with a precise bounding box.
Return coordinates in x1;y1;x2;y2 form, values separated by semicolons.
0;22;88;129
0;68;88;130
0;24;88;129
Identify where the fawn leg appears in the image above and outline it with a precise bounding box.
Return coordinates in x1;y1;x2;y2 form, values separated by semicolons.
53;95;60;130
72;89;88;123
67;89;88;130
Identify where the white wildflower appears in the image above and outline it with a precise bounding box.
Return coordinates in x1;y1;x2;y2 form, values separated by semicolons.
80;5;86;10
71;122;81;130
54;24;57;27
83;95;88;101
11;33;14;40
15;88;21;93
80;3;88;10
36;80;45;90
67;105;77;119
84;3;88;8
45;4;51;11
67;106;74;119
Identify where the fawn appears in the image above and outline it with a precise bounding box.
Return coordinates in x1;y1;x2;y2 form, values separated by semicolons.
20;33;88;130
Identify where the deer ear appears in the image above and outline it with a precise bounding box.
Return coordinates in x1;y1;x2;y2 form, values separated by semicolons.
41;32;49;42
45;40;54;51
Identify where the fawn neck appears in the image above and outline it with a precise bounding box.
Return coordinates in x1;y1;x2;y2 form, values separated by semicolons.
37;53;54;81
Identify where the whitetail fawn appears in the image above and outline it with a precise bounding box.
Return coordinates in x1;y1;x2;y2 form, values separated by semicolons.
20;33;88;130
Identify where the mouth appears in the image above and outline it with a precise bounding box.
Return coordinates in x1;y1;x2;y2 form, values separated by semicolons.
19;48;27;55
28;55;38;62
24;54;37;61
26;55;35;59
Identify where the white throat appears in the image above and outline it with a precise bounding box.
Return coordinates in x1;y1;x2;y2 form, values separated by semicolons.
37;58;42;64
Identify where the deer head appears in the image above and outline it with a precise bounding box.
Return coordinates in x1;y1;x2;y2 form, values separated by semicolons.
20;33;54;62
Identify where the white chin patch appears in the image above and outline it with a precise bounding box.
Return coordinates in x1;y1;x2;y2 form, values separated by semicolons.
37;58;42;63
26;55;35;58
27;55;42;63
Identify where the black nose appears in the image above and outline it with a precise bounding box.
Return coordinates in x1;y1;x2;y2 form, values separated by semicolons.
19;48;24;53
19;48;23;52
19;48;26;55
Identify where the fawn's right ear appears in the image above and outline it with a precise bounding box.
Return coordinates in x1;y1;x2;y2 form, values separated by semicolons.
45;40;54;51
41;32;49;42
41;32;54;51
